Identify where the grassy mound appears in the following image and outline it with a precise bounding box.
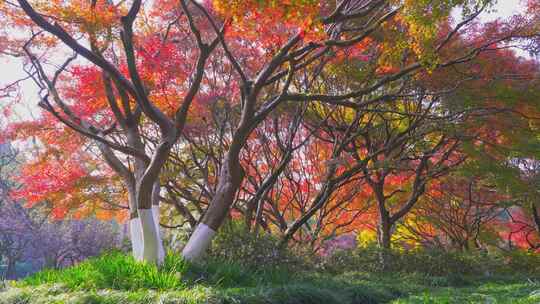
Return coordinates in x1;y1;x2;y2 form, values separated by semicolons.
1;251;540;304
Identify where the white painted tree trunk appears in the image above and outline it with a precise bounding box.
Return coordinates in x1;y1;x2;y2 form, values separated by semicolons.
182;223;216;261
129;217;143;261
152;205;165;262
138;209;164;265
129;207;164;264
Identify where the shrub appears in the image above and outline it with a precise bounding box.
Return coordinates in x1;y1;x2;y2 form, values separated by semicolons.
316;246;526;278
495;250;540;276
209;221;305;272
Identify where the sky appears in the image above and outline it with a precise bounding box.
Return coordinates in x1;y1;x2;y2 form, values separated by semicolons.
0;0;530;124
480;0;524;21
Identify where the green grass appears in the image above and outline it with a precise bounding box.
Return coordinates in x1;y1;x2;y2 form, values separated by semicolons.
21;252;189;290
2;251;540;304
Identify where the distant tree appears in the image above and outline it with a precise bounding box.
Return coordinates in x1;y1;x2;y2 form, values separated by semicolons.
0;201;37;279
403;176;506;251
32;218;122;269
0;141;121;278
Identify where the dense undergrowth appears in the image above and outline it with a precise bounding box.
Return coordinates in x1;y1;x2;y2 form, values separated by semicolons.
2;225;540;303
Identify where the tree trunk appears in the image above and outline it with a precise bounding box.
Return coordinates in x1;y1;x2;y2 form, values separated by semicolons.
181;222;217;261
131;181;165;265
127;187;144;260
182;153;244;261
129;206;164;263
137;207;162;264
5;258;16;280
377;213;392;269
129;215;143;261
135;148;168;265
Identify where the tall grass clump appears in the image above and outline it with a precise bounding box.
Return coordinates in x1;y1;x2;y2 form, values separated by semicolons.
21;251;188;290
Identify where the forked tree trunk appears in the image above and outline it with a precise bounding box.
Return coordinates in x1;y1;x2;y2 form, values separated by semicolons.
180;34;298;260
